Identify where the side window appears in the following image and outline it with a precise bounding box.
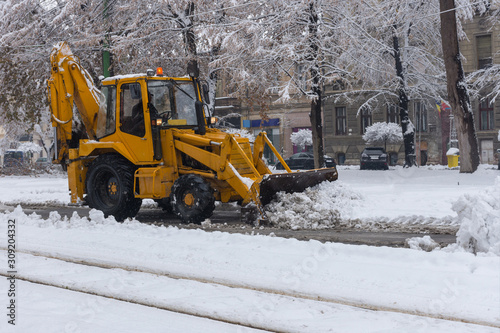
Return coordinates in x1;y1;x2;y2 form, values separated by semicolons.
120;83;145;137
96;85;116;139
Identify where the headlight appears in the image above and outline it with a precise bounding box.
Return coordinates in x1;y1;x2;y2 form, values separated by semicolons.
361;153;368;159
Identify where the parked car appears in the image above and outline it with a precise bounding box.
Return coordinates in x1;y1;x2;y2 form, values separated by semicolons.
360;147;389;170
3;150;26;168
35;157;50;169
275;152;336;170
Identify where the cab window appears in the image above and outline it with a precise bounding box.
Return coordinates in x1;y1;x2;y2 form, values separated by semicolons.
96;85;116;139
120;83;145;137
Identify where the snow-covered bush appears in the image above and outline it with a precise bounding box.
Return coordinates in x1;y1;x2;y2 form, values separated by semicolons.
362;122;403;148
265;181;363;229
452;177;500;255
290;129;312;150
17;141;43;154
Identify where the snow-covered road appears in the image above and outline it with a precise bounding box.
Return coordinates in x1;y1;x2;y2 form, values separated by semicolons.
0;166;498;332
0;205;499;332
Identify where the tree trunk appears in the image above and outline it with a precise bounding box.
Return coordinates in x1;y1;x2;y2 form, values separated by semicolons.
184;2;197;58
439;0;480;173
308;2;325;168
169;2;198;74
393;31;416;167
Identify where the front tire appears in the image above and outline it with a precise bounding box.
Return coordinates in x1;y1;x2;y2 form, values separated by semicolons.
86;154;142;221
171;174;215;224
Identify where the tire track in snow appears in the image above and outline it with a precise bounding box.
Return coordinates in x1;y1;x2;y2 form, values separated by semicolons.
1;247;498;331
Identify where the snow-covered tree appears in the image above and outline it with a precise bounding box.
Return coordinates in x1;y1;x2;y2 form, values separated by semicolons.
362;122;403;151
290;129;313;150
217;0;349;168
0;0;232;145
0;0;59;145
332;0;449;168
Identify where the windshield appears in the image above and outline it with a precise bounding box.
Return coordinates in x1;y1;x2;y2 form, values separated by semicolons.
147;80;198;126
364;148;385;154
5;151;23;159
147;81;172;117
173;82;198;125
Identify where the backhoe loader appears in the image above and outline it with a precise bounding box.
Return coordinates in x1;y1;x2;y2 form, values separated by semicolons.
47;42;338;223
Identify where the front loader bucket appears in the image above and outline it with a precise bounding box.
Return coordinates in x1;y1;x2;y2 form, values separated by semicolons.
259;167;339;206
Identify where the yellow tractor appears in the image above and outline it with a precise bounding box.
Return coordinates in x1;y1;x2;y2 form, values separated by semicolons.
47;42;338;223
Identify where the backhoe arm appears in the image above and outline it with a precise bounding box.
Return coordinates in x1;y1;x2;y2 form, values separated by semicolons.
47;41;101;165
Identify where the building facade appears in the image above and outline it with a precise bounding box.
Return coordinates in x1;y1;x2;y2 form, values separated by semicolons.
461;13;500;164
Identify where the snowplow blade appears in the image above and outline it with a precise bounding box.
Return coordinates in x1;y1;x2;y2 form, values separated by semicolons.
259;167;339;206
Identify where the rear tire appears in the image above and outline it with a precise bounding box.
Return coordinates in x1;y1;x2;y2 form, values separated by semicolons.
86;154;142;221
171;174;215;224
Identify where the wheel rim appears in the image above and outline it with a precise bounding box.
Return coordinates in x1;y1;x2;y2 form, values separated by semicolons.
183;192;195;207
94;170;120;208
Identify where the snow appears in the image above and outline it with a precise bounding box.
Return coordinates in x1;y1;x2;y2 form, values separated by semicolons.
223;127;256;141
447;147;460;155
0;166;499;331
362;122;403;146
102;73;147;82
453;177;500;255
405;235;441;252
266;181;362;229
16;142;42;153
290;129;313;150
228;162;255;189
267;165;499;231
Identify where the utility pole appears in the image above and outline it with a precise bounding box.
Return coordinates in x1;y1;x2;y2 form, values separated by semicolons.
102;0;113;78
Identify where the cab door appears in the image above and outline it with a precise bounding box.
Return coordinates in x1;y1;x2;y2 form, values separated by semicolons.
117;82;154;163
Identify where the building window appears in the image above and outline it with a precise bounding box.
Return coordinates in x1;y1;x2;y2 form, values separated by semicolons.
387;104;399;123
389;152;398;166
479;98;494;130
335;107;347;135
337;152;346;165
360;108;372;134
477;35;492;69
414;101;427;132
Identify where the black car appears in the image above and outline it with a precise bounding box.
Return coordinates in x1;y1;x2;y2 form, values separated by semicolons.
360;147;389;170
275;152;336;170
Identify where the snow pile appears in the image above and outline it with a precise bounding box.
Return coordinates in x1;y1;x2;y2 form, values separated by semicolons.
405;236;440;252
265;181;363;229
452;177;500;255
2;205;141;230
